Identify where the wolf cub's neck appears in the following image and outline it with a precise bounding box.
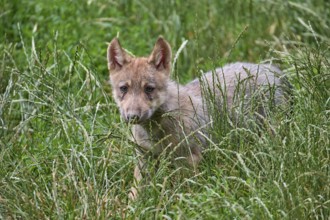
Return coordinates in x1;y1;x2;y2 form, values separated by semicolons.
158;80;187;113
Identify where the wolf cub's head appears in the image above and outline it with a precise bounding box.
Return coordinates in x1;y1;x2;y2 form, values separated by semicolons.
107;37;172;123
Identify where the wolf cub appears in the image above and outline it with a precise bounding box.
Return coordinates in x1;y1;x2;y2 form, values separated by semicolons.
107;37;286;199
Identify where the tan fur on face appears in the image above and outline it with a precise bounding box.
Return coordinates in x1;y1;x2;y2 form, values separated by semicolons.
110;58;169;121
108;37;172;123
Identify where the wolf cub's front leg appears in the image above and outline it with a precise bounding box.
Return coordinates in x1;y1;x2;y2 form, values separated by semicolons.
129;154;144;200
129;125;152;200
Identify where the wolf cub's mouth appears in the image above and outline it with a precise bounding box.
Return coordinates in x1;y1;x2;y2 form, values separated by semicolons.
123;112;151;124
125;117;140;124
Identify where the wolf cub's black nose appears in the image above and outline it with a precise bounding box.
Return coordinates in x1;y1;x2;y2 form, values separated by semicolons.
126;114;140;123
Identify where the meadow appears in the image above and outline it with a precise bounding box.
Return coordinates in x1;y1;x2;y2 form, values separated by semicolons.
0;0;329;219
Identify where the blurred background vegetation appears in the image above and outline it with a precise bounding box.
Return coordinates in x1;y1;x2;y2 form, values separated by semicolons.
1;0;329;86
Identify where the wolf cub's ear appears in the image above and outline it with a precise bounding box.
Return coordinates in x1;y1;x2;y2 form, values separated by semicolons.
148;37;172;72
107;38;131;71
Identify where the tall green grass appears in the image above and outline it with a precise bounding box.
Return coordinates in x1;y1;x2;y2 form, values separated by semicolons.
1;0;329;219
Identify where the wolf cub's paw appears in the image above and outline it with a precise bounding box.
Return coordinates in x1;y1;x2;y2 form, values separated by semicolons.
128;186;138;200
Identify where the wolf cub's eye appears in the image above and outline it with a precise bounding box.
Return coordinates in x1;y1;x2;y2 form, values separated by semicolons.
119;85;128;93
145;86;155;94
